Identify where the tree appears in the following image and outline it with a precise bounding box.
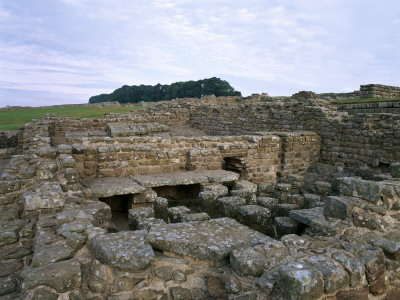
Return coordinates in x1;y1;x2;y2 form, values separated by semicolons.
88;77;241;104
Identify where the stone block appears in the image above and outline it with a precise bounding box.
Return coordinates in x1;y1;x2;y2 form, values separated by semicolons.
323;196;359;220
237;205;273;236
218;196;246;219
90;231;154;271
22;182;64;211
128;207;154;229
59;155;76;168
0;180;22;194
303;194;321;209
168;206;190;223
230;246;268;276
180;213;210;222
336;177;383;203
277;261;324;300
148;218;274;262
20;259;81;293
31;244;74;267
257;197;278;210
200;184;229;196
390;162;400;178
275;203;300;216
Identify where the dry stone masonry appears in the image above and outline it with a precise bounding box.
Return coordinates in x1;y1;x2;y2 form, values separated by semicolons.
1;84;400;299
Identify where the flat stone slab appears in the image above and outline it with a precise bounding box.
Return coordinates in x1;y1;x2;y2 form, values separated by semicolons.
89;231;154;271
81;177;146;198
289;207;344;236
22;182;64;211
147;218;274;262
132;170;239;188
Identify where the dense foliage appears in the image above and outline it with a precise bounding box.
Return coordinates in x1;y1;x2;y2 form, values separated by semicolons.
89;77;241;103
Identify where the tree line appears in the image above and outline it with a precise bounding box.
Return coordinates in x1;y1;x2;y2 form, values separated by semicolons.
88;77;242;104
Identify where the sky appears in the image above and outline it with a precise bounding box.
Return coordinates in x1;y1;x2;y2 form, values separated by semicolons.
0;0;399;107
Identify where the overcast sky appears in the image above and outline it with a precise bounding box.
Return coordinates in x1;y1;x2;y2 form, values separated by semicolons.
1;0;399;107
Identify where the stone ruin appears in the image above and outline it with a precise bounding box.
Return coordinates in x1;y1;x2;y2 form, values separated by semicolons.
1;85;400;299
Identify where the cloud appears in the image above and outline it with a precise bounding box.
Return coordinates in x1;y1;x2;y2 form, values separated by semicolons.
1;0;400;106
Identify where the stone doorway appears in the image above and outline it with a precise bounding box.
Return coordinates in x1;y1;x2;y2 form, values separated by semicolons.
153;184;201;212
99;195;131;231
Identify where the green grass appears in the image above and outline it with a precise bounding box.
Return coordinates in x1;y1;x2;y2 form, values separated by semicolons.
332;98;400;104
0;105;142;130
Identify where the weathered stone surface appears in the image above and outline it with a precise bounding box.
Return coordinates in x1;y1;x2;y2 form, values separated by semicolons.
32;287;59;300
170;286;192;300
128;207;154;229
336;177;383;203
222;269;242;293
180;212;210;222
230;246;268;276
148;218;274;262
207;275;227;298
332;252;366;287
233;180;257;193
353;209;388;232
59;155;76;168
289;207;344;236
301;255;349;294
256;197;278;210
168;206;190;223
0;261;24;278
0;276;16;296
31;244;75;267
137;217;166;231
131;290;167;300
323;196;359;220
335;287;369;300
81;177;146;198
303;194;321;209
237;205;273;235
0;220;23;246
20;259;81;293
22;182;64;211
362;232;400;261
90;230;155;271
277;261;324;300
218;196;246;219
201;184;229;196
0;180;21;194
343;242;385;283
132;170;239;187
314;181;331;197
390;162;400;178
0;208;18;221
256;268;279;295
230;188;256;204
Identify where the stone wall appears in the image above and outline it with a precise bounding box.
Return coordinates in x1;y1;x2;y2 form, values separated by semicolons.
336;100;400;114
187;100;400;169
66;131;320;182
360;84;400;99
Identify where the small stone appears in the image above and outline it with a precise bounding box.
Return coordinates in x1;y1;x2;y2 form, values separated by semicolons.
32;287;59;300
154;197;169;222
168;206;190;223
230;246;268;276
218;196;246;219
275;216;301;238
390;162;400;178
128;207;154;229
222;270;242;293
155;266;173;281
172;270;186;282
207;275;227;298
59;155;76;168
0;276;16;296
31;244;75;267
170;286;192;300
131;290;167;300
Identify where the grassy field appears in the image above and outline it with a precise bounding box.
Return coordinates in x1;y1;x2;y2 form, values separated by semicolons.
332;98;400;104
0;106;141;130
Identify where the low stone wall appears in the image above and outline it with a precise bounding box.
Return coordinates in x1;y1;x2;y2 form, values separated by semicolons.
67;131;320;183
336;100;400;114
360;84;400;99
